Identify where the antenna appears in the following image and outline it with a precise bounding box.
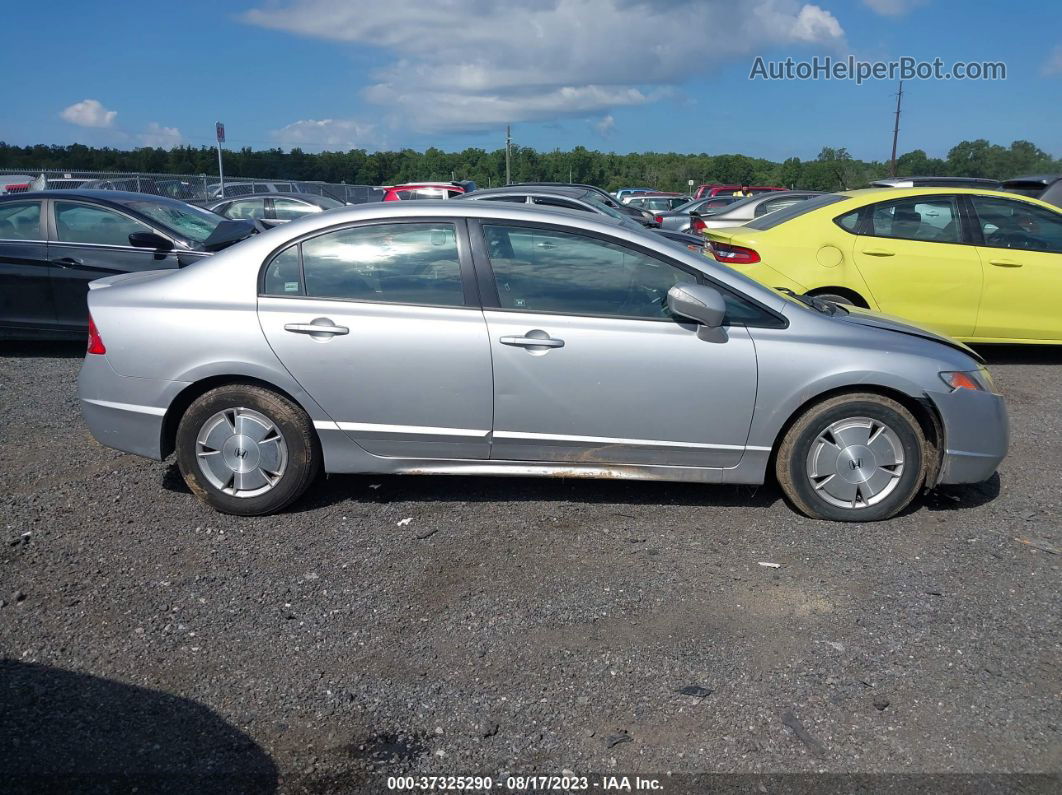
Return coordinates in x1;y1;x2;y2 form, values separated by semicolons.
889;80;903;177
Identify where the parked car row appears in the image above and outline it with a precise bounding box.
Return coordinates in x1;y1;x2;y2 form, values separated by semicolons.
0;174;1032;523
77;197;1008;524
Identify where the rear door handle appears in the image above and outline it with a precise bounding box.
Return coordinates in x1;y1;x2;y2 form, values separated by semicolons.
861;249;895;257
50;257;83;268
284;319;349;336
989;259;1022;268
500;334;564;349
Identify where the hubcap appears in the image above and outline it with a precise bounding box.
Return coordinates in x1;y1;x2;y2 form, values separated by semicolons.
806;416;904;509
196;408;287;498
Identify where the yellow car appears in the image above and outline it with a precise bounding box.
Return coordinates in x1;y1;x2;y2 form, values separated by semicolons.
703;187;1062;344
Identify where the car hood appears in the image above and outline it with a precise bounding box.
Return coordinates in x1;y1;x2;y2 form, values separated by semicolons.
837;306;983;363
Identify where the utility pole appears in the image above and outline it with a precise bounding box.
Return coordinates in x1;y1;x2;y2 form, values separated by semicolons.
505;125;511;185
889;81;903;177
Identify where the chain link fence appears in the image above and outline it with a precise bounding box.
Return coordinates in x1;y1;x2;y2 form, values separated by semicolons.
0;169;384;204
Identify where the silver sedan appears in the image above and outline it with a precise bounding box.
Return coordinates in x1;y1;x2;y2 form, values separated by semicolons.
79;201;1007;521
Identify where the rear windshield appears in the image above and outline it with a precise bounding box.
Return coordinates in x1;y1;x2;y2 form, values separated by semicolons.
743;193;847;230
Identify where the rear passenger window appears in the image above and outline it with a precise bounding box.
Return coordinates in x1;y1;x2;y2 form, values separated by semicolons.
0;201;42;240
267;223;465;307
838;196;962;243
262;244;302;295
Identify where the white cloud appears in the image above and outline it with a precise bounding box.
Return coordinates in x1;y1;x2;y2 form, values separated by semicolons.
594;114;616;137
244;0;845;133
861;0;925;16
272;118;379;149
1043;45;1062;77
139;122;183;148
60;98;117;129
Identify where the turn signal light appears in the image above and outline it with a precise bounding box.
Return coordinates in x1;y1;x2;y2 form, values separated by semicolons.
87;314;106;355
939;371;986;391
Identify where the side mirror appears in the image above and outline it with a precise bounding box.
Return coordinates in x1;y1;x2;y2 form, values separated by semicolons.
129;231;173;251
667;283;726;328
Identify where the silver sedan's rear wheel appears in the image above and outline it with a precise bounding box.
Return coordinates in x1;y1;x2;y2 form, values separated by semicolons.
195;407;288;498
776;393;927;522
176;384;320;516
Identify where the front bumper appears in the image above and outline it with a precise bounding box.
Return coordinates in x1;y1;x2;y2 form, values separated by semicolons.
78;354;187;461
929;386;1009;484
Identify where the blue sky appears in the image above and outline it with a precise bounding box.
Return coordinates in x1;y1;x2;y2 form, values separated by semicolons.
2;0;1059;162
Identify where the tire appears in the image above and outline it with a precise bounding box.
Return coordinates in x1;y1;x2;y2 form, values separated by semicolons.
775;393;926;522
809;292;856;307
176;384;321;516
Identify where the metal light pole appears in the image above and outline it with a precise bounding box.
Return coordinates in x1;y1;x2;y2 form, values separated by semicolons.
505;125;511;185
215;121;226;194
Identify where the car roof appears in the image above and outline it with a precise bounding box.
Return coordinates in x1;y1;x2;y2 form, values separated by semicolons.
0;189;191;207
1002;174;1062;186
840;187;1059;203
210;192;327;204
462;186;586;199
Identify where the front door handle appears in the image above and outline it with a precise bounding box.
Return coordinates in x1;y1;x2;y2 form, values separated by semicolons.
284;318;349;337
989;259;1022;268
861;248;895;257
500;331;565;349
51;257;83;268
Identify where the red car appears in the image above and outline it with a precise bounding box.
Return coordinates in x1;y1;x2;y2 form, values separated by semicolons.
381;182;466;201
692;184;785;199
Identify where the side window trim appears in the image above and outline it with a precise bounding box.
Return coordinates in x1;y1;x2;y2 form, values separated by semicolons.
257;217;481;309
466;219;785;328
833;194;965;243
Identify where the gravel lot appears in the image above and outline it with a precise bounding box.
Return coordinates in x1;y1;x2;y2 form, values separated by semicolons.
1;342;1059;793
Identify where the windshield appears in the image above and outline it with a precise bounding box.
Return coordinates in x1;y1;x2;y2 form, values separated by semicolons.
315;196;344;209
128;201;224;244
582;193;627;221
743;193;847;230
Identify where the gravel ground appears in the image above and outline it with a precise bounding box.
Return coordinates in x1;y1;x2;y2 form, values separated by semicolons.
1;342;1059;793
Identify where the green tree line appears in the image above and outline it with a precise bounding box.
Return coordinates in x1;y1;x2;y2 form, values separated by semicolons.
0;139;1056;192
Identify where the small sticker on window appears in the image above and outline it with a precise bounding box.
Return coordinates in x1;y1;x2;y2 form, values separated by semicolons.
514;297;526;307
284;281;299;292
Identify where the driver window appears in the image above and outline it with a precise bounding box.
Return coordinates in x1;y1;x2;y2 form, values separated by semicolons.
970;196;1062;253
481;224;696;319
54;202;153;246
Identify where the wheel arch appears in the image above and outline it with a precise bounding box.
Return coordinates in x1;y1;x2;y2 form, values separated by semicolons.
766;383;944;488
806;286;870;308
160;375;321;459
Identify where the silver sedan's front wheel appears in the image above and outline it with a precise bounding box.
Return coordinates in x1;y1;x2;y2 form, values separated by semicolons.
195;408;288;497
176;385;320;516
805;417;905;509
776;393;927;522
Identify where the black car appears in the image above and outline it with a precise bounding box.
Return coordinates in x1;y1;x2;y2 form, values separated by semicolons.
1001;174;1062;208
0;191;254;339
207;192;344;228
